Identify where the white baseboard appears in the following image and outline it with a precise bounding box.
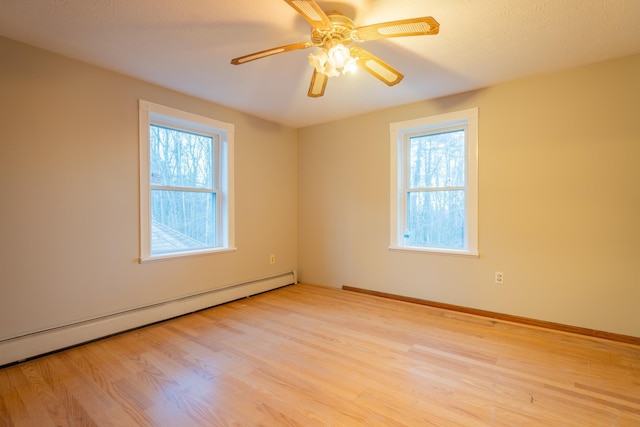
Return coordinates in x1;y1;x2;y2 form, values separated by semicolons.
0;272;296;366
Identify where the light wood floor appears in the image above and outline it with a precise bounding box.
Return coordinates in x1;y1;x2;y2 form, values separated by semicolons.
1;284;639;426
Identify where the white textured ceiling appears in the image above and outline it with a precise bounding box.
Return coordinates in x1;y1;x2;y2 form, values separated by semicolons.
1;0;640;128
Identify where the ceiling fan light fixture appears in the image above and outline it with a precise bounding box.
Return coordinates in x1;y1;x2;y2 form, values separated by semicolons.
308;43;357;77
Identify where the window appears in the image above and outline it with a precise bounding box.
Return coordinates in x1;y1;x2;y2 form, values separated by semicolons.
139;100;235;261
390;108;478;255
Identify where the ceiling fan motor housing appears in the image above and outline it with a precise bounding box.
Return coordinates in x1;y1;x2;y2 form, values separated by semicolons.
311;12;355;48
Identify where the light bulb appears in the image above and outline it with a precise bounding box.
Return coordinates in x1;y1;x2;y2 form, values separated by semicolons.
327;44;351;68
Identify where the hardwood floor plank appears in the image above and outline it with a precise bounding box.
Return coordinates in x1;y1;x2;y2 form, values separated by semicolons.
1;283;639;426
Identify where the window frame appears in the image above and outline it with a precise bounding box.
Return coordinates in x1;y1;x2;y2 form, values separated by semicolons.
139;100;235;262
390;108;478;256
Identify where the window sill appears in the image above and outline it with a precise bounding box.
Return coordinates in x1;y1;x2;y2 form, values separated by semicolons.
388;245;479;258
139;247;238;263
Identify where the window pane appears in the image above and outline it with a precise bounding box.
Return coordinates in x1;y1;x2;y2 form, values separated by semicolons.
151;190;216;254
409;130;465;188
407;190;465;249
150;125;213;189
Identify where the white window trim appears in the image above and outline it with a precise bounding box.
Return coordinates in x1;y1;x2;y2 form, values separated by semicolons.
138;100;235;262
389;108;478;256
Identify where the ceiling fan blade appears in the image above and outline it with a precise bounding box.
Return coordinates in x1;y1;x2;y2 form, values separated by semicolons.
308;69;328;97
231;41;312;65
283;0;333;30
351;47;404;86
353;17;439;41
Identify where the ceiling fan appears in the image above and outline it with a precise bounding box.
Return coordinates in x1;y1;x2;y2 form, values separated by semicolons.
230;0;439;98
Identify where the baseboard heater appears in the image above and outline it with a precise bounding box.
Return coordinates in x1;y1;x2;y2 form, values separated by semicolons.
0;271;296;366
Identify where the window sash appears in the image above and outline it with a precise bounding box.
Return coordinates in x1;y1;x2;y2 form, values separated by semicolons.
405;189;466;249
150;189;217;255
149;123;218;191
148;122;221;254
402;126;468;250
406;127;466;190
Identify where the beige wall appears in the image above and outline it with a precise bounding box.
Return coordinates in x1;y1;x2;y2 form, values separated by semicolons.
2;34;639;344
298;54;640;337
0;37;298;341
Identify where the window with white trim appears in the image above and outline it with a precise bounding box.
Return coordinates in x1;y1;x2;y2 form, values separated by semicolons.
139;100;235;261
390;108;478;255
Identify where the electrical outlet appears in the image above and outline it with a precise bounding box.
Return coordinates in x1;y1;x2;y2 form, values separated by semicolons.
495;272;504;285
269;254;276;264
